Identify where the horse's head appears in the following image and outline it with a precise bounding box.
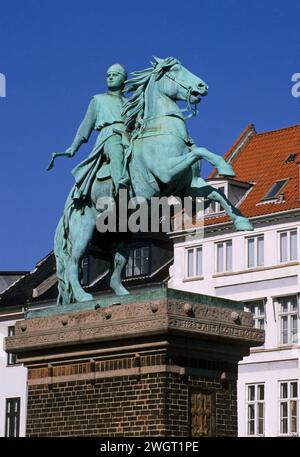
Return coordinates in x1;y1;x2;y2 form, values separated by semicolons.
153;56;208;105
123;57;208;131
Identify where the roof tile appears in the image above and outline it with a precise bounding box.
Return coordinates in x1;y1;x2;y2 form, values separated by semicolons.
205;124;300;226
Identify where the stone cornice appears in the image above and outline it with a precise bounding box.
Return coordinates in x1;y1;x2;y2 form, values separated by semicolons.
5;298;264;356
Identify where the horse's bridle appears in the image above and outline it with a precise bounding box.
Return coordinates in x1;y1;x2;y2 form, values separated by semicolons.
164;69;199;119
135;64;200;136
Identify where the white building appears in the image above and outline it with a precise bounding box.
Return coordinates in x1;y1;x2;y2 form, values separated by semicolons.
0;272;28;437
170;123;300;437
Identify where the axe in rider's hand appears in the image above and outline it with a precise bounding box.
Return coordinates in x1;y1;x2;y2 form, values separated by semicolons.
47;150;75;171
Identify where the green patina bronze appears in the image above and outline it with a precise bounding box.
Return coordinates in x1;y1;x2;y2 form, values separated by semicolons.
49;57;253;306
26;285;245;319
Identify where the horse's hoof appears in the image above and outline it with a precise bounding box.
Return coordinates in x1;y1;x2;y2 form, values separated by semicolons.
116;286;130;296
75;291;93;303
234;216;253;231
110;278;130;296
217;163;236;177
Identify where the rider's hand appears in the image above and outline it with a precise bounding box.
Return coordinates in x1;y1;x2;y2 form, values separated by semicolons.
66;147;76;157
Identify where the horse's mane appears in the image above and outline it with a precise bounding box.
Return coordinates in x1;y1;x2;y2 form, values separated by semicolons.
122;57;179;131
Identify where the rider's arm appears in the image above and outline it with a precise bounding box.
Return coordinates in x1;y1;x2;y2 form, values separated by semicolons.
68;97;96;155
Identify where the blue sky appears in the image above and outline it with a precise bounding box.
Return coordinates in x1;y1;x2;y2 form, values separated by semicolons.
0;0;299;270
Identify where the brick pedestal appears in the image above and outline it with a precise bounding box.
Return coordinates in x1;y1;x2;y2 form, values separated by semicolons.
5;288;264;437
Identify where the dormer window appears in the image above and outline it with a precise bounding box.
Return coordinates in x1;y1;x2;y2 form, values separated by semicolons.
205;179;252;215
125;245;150;278
285;153;298;163
205;186;225;214
262;179;288;201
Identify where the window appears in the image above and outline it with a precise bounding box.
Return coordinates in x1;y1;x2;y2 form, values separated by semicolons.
263;179;288;200
247;384;265;436
216;240;232;273
247;236;264;268
205;186;225;214
279;230;297;262
186;246;203;278
80;257;89;286
279;381;298;436
125;246;150;277
278;296;298;345
7;326;17;365
285;153;298;163
244;301;265;330
5;398;20;437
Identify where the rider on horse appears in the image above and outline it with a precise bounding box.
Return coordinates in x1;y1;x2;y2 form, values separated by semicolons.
51;57;253;306
62;63;130;201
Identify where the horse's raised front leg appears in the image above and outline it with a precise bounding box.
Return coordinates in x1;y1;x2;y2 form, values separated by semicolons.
189;178;253;231
68;206;96;302
149;149;202;184
194;147;236;177
153;146;235;184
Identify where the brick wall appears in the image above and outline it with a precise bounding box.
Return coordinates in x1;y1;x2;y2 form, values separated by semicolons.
26;355;237;437
165;374;237;436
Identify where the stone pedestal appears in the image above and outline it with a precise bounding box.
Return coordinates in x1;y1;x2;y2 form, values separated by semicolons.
5;287;264;437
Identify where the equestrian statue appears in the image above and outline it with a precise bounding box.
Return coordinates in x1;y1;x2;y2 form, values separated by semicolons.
48;57;253;305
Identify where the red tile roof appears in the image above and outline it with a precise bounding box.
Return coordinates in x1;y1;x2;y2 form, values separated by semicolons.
205;124;300;226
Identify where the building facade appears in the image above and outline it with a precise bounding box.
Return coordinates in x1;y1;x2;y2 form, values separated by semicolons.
0;272;28;437
169;124;300;436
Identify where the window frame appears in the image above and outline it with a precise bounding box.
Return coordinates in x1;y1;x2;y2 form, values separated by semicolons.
278;229;298;263
185;245;203;278
262;179;289;201
244;300;266;331
246;235;264;269
5;397;21;437
7;326;17;366
205;185;226;215
215;239;233;273
246;383;265;437
125;244;151;278
80;256;90;287
278;380;299;436
277;295;299;346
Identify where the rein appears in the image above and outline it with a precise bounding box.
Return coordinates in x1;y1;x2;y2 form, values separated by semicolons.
165;71;199;120
134;111;189;144
138;68;199;132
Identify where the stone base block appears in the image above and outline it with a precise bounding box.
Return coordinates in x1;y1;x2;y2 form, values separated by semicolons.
5;287;264;437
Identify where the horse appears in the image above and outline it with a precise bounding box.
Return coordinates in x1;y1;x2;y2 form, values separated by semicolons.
54;56;253;305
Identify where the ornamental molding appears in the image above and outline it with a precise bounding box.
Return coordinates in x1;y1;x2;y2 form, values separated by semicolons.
5;298;263;354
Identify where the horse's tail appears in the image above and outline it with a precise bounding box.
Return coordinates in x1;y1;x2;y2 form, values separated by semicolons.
54;193;75;305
